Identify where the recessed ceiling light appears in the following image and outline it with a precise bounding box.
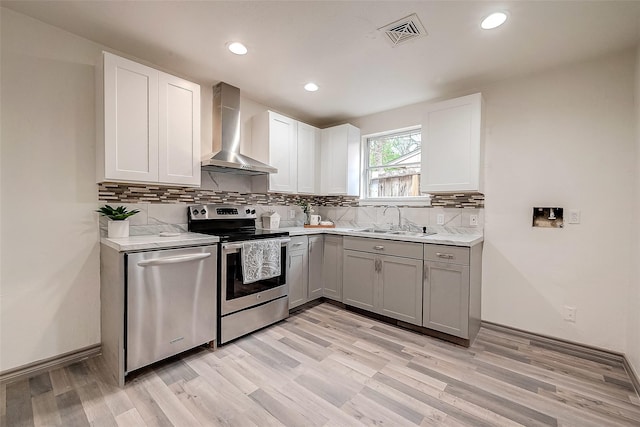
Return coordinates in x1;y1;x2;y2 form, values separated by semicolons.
228;42;248;55
304;82;319;92
481;12;508;30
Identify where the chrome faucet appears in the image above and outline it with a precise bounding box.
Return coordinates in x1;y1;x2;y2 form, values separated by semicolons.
383;205;402;230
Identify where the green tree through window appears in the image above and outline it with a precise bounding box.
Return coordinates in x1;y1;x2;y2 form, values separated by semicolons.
365;128;422;199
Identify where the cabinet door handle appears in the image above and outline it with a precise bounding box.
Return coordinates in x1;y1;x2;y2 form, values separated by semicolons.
436;252;454;259
375;259;381;272
373;245;385;251
423;266;429;281
293;242;304;247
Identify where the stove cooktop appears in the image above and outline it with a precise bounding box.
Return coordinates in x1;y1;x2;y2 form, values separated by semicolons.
187;204;289;242
199;229;289;243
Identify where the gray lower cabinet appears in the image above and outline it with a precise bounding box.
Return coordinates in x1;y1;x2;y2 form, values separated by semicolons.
288;236;309;309
322;235;343;301
308;235;324;300
423;243;482;341
343;250;377;311
343;237;423;326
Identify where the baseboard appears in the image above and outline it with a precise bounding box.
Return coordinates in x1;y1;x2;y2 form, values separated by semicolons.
482;321;640;397
622;355;640;399
0;344;101;385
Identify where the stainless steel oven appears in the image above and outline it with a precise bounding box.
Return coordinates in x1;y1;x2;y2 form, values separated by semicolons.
188;204;291;345
220;239;289;315
218;238;290;343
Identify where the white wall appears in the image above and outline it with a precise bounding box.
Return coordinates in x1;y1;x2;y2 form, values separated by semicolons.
0;8;103;371
482;50;635;354
0;8;274;372
628;46;640;377
353;50;637;355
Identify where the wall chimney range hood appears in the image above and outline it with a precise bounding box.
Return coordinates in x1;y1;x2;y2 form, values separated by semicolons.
201;82;277;175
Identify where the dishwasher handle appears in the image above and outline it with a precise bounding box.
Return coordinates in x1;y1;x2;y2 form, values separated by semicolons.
137;252;211;267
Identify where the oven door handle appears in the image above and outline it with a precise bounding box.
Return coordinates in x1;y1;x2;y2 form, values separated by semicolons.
221;237;291;251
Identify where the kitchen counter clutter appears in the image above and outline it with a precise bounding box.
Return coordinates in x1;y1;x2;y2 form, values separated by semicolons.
101;232;219;252
278;226;483;247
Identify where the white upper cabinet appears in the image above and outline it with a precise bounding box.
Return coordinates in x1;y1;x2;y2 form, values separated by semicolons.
158;73;201;186
320;124;360;196
297;122;320;194
252;111;298;193
420;93;483;193
97;51;201;186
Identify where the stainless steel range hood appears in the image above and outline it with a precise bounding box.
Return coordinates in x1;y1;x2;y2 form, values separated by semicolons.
201;82;277;175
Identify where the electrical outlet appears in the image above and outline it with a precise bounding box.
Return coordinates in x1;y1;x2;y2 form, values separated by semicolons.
469;214;478;226
289;209;296;219
436;214;445;225
563;306;576;322
568;209;581;224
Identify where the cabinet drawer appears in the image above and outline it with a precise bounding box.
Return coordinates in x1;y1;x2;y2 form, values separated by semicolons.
289;236;309;251
424;244;469;265
344;237;422;260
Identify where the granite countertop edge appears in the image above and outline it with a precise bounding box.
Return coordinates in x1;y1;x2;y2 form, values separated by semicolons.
101;232;220;252
278;227;483;247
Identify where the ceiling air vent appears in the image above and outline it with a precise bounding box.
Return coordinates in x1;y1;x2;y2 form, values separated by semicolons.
379;13;427;46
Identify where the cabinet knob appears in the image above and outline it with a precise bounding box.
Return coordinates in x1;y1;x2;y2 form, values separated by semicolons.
373;245;385;250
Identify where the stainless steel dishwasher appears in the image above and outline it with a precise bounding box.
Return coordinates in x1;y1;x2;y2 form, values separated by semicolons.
126;245;216;372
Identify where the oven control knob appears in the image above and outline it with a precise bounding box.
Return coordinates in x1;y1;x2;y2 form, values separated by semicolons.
192;209;199;216
251;209;256;214
200;209;206;215
245;209;250;214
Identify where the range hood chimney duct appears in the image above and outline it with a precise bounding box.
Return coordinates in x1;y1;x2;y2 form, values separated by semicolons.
201;82;277;175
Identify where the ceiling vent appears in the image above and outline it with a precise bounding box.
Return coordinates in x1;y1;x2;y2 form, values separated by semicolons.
379;13;427;46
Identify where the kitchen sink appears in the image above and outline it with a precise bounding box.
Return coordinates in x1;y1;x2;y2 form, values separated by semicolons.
355;228;436;237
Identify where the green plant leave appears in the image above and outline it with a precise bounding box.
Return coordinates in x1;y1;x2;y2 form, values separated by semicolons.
96;205;140;221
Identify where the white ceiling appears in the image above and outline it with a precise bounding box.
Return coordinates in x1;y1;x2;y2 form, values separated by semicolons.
2;1;640;127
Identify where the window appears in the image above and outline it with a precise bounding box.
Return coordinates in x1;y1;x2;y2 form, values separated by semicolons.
362;127;426;203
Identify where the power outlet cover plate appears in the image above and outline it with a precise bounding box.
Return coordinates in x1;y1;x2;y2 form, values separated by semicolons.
563;306;576;322
568;209;581;224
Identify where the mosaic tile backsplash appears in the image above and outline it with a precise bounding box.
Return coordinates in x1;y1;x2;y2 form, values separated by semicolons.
98;182;484;208
97;183;484;237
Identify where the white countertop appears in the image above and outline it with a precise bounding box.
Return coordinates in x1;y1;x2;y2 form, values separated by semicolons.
278;227;483;247
101;232;219;252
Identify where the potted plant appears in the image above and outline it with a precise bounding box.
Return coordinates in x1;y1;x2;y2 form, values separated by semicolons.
96;205;140;238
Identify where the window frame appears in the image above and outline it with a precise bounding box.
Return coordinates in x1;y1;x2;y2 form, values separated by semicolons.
360;125;431;206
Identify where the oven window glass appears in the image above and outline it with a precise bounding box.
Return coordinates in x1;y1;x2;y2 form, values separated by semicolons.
226;246;286;300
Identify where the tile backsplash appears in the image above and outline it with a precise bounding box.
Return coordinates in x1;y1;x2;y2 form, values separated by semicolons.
99;202;483;237
98;182;483;208
97;182;484;236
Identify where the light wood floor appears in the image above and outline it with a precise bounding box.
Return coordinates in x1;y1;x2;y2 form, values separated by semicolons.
2;302;639;426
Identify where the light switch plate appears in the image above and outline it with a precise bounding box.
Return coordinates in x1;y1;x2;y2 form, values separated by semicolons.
469;214;478;226
567;209;580;224
436;214;445;225
289;209;296;219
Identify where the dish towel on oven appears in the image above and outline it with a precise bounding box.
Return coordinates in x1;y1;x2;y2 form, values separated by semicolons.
242;239;281;284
